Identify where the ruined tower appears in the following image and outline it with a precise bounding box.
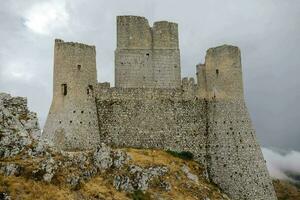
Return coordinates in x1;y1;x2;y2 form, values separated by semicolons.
115;16;181;88
197;45;277;199
43;39;100;150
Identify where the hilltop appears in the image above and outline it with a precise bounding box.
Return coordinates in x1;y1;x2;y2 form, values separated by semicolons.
0;92;229;200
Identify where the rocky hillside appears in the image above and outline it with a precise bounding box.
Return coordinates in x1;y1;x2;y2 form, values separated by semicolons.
0;93;230;200
273;179;300;200
2;92;297;200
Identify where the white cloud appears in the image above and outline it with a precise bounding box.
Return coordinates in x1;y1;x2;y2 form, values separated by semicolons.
1;61;34;82
262;147;300;182
23;0;69;35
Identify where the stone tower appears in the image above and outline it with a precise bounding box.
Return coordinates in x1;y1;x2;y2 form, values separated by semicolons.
42;39;100;150
115;16;181;88
197;45;277;199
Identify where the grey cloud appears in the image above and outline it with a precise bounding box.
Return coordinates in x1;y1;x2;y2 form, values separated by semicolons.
0;0;299;150
262;147;300;183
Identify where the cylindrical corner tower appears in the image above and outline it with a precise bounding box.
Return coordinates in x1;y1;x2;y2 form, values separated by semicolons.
203;45;277;199
43;39;100;150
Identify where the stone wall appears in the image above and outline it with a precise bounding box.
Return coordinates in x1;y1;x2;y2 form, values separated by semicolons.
115;16;181;88
95;87;207;164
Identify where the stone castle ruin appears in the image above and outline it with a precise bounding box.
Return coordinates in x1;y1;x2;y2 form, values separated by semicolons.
43;16;277;199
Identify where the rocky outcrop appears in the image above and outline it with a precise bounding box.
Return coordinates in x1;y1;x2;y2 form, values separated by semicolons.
0;93;41;158
113;165;169;192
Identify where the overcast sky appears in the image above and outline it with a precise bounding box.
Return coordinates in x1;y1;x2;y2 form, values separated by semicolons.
0;0;299;152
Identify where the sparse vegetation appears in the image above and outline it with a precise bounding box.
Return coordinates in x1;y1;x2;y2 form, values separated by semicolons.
129;190;151;200
165;150;194;160
273;179;300;200
0;148;230;200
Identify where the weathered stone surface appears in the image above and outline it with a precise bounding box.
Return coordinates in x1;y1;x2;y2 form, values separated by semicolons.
0;93;41;158
181;165;199;184
115;16;181;89
0;192;11;200
114;165;169;192
0;163;21;176
33;156;58;183
93;143;113;170
42;39;100;151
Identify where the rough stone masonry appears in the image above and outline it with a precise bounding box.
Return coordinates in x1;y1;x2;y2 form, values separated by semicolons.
42;15;277;200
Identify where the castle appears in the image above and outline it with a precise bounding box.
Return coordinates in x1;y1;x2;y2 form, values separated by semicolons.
43;16;277;200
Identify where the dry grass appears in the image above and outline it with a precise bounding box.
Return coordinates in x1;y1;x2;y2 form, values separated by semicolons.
0;148;230;200
125;148;228;200
273;179;300;200
80;176;129;200
0;175;74;200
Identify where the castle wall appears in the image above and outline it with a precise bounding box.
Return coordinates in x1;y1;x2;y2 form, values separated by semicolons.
95;88;207;164
42;39;100;150
115;49;154;88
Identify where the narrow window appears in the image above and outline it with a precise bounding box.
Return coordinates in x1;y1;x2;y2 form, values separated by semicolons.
216;69;219;76
77;64;81;70
61;84;67;96
87;85;93;95
146;53;149;56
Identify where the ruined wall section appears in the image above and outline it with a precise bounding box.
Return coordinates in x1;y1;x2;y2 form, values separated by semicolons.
196;64;207;99
152;21;181;88
115;16;181;89
182;77;196;99
43;39;100;150
95;88;207;164
203;45;277;200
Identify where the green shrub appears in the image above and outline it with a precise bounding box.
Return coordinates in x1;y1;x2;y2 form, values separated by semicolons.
166;150;194;160
129;190;151;200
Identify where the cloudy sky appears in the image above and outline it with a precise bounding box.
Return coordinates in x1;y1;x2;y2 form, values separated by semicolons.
0;0;299;174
